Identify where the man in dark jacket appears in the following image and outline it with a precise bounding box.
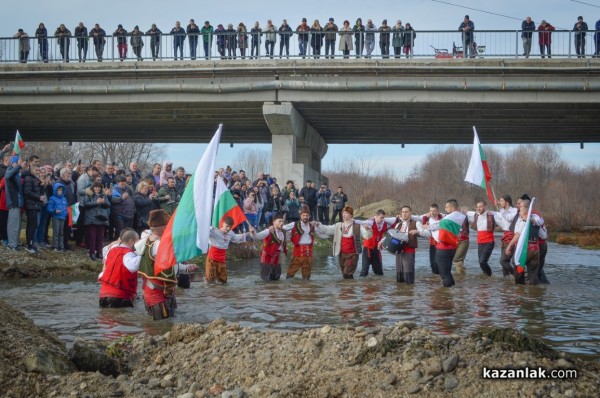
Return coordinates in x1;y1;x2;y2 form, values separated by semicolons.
110;175;136;238
23;165;47;253
89;23;106;61
74;22;88;62
113;24;128;61
573;16;589;58
299;180;317;221
187;19;200;60
171;21;186;60
316;183;331;225
146;24;162;60
521;17;535;58
55;24;72;62
458;15;475;58
157;177;180;215
330;186;348;224
101;164;116;188
57;167;77;249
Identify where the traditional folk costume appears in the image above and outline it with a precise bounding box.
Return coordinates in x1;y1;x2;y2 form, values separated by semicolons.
421;213;443;274
98;243;141;308
319;206;366;279
466;210;497;276
359;216;398;276
390;217;426;284
136;210;194;320
254;215;287;281
282;206;322;279
205;227;250;284
452;217;470;272
426;211;467;287
495;206;518;276
510;212;544;285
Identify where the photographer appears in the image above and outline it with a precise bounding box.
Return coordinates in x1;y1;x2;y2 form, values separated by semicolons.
316;183;331;225
330;186;348;224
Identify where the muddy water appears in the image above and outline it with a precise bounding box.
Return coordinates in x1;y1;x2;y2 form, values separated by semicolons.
1;239;599;361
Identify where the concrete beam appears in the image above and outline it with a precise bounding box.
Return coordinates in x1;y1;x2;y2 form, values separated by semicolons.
263;102;328;185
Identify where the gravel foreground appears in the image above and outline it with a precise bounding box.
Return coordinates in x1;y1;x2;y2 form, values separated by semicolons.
1;300;599;398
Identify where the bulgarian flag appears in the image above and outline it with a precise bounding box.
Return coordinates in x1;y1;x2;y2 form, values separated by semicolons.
212;176;246;229
464;127;495;206
11;130;25;163
514;197;536;274
154;125;223;274
432;211;467;246
67;203;80;227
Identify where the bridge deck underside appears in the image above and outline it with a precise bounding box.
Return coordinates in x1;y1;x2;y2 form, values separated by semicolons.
0;101;598;144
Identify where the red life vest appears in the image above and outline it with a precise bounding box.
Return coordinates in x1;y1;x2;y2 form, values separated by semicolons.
291;222;314;257
363;218;389;249
472;212;495;244
99;246;138;301
261;230;286;265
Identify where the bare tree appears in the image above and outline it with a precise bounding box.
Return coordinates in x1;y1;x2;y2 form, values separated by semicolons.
21;142;76;168
237;149;271;180
72;142;164;171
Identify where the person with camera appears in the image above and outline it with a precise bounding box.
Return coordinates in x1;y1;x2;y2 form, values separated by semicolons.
573;16;589;58
110;175;135;239
157;177;180;215
133;181;157;235
324;18;338;59
316;183;331;225
330;186;347;224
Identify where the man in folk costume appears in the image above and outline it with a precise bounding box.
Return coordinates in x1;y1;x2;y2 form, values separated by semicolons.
137;209;198;320
206;216;255;284
319;205;367;279
358;209;398;277
494;194;518;276
504;198;544;285
98;228;141;308
421;203;444;274
424;199;467;287
385;206;428;284
253;212;287;281
283;205;324;280
465;200;497;276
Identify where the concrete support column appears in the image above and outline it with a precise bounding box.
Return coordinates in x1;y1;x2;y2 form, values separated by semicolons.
263;102;328;185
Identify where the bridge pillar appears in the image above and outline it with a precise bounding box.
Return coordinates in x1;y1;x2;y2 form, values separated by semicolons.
263;102;328;185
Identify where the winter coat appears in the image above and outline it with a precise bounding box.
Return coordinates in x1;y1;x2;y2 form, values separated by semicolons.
58;178;77;205
146;28;162;45
331;192;348;210
159;161;173;186
573;21;588;40
392;25;405;47
187;25;200;45
297;24;310;43
538;23;555;45
22;170;44;211
403;28;416;47
0;178;8;211
201;25;214;43
250;27;262;43
338;27;353;50
82;191;110;226
353;24;365;44
110;185;135;220
171;27;186;45
35;27;48;43
317;189;331;207
133;192;153;228
265;25;277;42
237;28;248;48
74;26;88;44
278;25;293;42
130;30;144;48
458;21;475;41
157;185;179;215
113;28;128;45
14;32;31;52
378;25;392;44
285;198;300;219
521;20;536;39
47;183;68;220
324;23;338;41
89;27;106;45
4;165;23;209
299;186;317;207
365;24;376;44
311;27;324;47
243;197;257;215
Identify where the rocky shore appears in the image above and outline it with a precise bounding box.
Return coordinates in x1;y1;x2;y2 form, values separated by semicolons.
1;299;598;398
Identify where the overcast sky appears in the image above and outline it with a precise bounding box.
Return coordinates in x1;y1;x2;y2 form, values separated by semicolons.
2;1;599;176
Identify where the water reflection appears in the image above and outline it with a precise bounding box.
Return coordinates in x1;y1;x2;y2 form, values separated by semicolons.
0;239;599;361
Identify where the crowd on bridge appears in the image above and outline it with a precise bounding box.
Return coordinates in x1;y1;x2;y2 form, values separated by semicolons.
9;14;600;63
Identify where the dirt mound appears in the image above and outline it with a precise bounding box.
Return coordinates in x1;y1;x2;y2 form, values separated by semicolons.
354;199;405;219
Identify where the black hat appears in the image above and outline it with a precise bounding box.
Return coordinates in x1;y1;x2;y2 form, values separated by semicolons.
520;194;531;201
329;17;334;22
578;16;583;20
118;24;123;29
465;15;470;19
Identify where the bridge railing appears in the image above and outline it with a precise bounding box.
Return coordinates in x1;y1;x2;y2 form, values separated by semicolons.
1;30;598;63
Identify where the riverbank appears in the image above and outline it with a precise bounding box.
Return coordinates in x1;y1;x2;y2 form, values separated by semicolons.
1;299;598;398
553;231;600;250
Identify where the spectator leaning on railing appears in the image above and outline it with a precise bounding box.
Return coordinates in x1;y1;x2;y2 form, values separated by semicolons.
13;29;30;63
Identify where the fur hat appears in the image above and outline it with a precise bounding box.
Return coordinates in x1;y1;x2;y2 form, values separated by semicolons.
520;194;531;201
300;205;311;215
148;209;170;228
342;205;354;216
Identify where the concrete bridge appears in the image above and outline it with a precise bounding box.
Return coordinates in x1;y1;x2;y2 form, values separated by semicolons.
1;59;599;183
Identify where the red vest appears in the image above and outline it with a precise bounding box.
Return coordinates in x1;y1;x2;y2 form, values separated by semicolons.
363;219;389;249
458;217;470;242
99;247;138;301
291;222;314;257
261;230;286;265
472;212;495;244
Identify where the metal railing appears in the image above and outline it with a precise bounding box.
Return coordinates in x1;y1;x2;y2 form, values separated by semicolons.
1;30;599;63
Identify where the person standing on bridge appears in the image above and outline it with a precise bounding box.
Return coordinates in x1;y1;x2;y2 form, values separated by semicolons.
54;24;72;62
521;17;535;58
458;15;475;58
297;18;310;58
353;18;365;58
310;19;324;58
186;19;199;60
538;20;555;59
225;23;237;59
113;24;128;61
74;22;88;62
130;26;144;61
378;19;392;59
215;24;226;59
264;20;276;58
364;19;376;58
237;22;248;59
278;19;293;58
201;21;214;59
250;21;262;58
324;18;338;59
13;29;30;63
171;21;186;60
90;23;106;62
595;18;600;58
392;20;404;58
403;23;416;58
35;23;49;63
573;16;588;58
146;24;162;60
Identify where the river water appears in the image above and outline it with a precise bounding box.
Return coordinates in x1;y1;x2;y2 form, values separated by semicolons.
1;239;599;361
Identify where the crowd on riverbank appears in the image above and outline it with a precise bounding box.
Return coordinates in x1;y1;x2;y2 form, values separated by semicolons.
8;13;600;63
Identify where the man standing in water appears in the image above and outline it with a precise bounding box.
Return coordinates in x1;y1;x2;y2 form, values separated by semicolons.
494;195;518;276
421;204;443;274
283;205;324;280
358;209;398;277
465;200;496;276
253;213;287;281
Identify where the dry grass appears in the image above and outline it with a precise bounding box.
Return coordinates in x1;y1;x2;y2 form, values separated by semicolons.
554;231;600;249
